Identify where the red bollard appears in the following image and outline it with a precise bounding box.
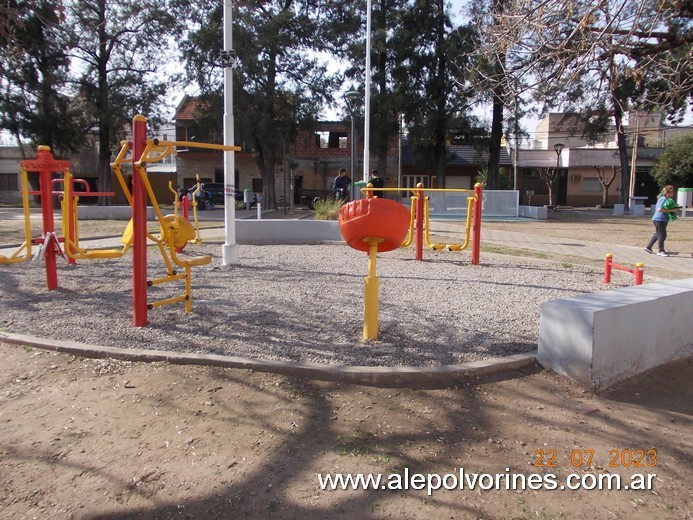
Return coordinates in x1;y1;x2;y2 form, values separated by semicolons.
634;263;644;285
604;254;613;284
181;196;190;220
604;253;644;286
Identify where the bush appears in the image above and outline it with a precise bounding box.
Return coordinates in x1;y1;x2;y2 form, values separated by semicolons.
652;133;693;188
313;197;343;220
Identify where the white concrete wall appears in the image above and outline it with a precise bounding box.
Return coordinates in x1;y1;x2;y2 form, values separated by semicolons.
537;279;693;390
77;206;156;220
236;219;340;244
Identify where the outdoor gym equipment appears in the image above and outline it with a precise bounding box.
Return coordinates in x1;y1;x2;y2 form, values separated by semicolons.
58;169;127;262
168;181;190;220
113;114;239;325
167;175;204;249
338;197;411;340
604;253;644;285
1;115;239;326
0;146;116;288
399;183;482;264
0;167;32;265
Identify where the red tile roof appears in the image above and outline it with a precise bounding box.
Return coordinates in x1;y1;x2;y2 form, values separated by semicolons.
175;95;200;121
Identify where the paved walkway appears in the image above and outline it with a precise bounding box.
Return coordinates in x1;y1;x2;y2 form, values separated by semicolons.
432;221;693;277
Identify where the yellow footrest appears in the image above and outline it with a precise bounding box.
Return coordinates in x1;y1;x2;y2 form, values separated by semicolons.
180;254;212;267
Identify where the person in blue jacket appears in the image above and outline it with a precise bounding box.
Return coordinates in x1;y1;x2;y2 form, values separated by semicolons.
644;185;678;256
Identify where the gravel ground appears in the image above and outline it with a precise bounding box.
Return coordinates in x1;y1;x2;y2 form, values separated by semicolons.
0;243;630;367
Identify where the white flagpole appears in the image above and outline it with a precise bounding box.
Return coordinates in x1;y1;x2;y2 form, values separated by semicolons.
362;0;372;185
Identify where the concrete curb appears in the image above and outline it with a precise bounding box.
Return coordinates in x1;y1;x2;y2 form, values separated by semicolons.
0;331;537;388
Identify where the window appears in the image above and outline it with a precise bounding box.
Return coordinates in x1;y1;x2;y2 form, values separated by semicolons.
0;173;18;191
314;131;348;149
582;177;603;193
315;131;328;148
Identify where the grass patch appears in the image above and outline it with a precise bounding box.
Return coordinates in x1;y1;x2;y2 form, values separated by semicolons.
336;430;374;456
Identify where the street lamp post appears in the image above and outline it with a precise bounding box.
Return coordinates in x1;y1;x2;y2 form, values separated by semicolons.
344;91;361;201
278;127;289;215
553;143;564;207
221;0;238;266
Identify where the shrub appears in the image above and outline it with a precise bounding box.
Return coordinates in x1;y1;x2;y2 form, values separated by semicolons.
313;197;343;220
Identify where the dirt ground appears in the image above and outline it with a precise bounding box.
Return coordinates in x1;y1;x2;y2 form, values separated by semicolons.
1;345;691;520
1;207;692;519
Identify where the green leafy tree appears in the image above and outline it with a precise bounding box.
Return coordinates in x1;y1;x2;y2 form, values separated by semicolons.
69;0;180;203
328;0;478;188
0;1;79;157
465;0;692;204
325;0;412;181
392;0;479;188
177;0;339;209
651;133;693;187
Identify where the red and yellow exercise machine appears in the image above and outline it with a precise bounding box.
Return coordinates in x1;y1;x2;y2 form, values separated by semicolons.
0;146;117;288
112;114;239;325
338;183;483;340
401;182;483;263
1;115;239;326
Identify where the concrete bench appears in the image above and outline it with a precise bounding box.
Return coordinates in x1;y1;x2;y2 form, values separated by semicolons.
629;196;648;216
519;205;548;220
537;279;693;390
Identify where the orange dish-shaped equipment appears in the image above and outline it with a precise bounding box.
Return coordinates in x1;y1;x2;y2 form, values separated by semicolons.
338;198;411;253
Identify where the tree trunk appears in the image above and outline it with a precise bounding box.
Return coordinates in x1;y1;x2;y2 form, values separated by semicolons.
257;148;277;209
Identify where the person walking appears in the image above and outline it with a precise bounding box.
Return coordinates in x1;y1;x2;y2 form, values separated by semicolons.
644;185;679;256
332;168;351;202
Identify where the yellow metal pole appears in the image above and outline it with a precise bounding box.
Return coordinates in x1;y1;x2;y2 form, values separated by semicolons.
363;238;381;340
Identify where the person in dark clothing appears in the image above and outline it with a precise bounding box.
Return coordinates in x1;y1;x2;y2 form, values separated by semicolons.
368;169;385;196
332;168;351;201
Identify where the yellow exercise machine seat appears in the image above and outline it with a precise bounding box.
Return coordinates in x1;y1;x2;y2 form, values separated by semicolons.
160;215;211;267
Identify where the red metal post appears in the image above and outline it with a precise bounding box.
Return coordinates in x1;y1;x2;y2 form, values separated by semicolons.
604;254;613;284
65;174;76;265
38;147;58;289
19;146;71;289
132;115;149;326
471;183;483;265
415;184;424;261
